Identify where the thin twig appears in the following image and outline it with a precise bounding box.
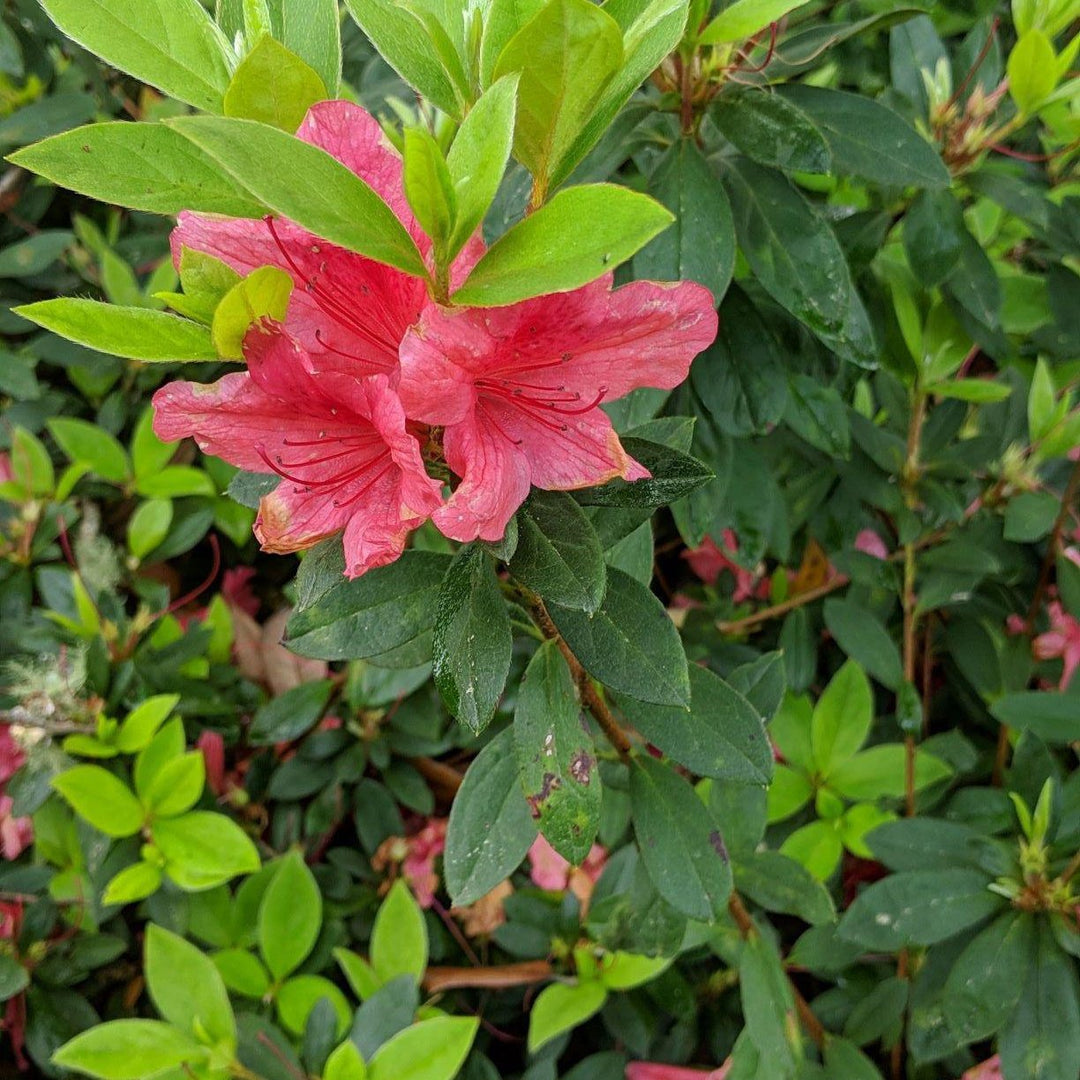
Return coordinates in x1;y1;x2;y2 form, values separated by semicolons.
716;575;850;636
423;960;553;994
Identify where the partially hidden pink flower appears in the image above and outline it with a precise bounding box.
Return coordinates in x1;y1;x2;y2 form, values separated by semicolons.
0;727;25;787
1032;600;1080;690
221;567;260;618
527;835;607;907
0;796;32;861
627;1062;731;1080
854;529;889;560
962;1056;1002;1080
197;731;228;799
683;530;766;603
155;327;442;577
398;818;448;909
398;278;717;541
0;452;12;485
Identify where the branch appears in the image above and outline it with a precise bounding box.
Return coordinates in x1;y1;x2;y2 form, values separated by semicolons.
423;960;553;994
0;705;86;736
716;575;850;636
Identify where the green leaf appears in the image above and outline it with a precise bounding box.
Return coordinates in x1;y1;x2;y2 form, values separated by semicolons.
445;727;538;906
710;88;831;174
509;490;606;613
691;283;787;438
276;974;350;1037
810;660;872;775
991;693;1080;744
723;156;874;367
575;437;713;510
36;0;231;111
700;0;808;44
616;663;772;784
823;1037;886;1080
102;862;162;906
548;567;690;707
371;880;428;987
0;954;29;1002
7;427;54;496
403;127;456;253
212;266;293;360
342;0;462;116
493;0;623;191
1029;357;1057;443
636;138;733;302
630;755;732;921
52;766;144;837
250;679;333;744
333;948;380;1002
432;545;512;733
999;921;1080;1080
280;0;342;96
152;811;261;891
286;552;451;661
903;188;966;287
739;931;798;1072
141;752;205;818
446;75;519;258
828;744;952;801
145;925;236;1050
47;418;130;484
527;982;607;1054
0;230;73;277
453;184;673;307
325;1040;368;1080
930;378;1013;404
127;499;174;561
735;850;836;925
223;34;327;132
169;248;244;324
214;948;272;997
52;1020;209;1080
14;300;217;362
259;850;322;981
838;868;1003;950
514;641;601;865
823;599;903;690
596;951;671;991
943;911;1037;1042
1008;29;1059;114
778;86;950;189
368;1017;479;1080
168;116;427;278
780;819;844;881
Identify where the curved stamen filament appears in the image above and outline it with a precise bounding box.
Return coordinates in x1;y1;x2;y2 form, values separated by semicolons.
256;443;391;492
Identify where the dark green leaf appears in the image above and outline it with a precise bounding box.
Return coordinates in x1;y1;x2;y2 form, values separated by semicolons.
903;188;967;287
711;88;831;174
574;437;712;509
991;693;1080;745
784;374;851;458
432;546;512;732
250;679;333;744
823;598;902;690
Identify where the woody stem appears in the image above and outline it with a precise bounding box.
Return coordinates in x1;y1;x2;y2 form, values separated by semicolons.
527;595;634;761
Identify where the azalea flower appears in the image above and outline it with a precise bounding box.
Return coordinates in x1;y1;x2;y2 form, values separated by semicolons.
373;818;449;909
0;796;32;861
398;278;717;541
682;530;768;603
626;1062;731;1080
854;529;889;560
1032;600;1080;690
0;726;24;786
169;101;480;379
527;834;607;908
962;1056;1002;1080
155;324;443;577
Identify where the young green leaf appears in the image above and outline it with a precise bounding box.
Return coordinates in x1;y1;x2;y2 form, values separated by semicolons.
152;811;261;891
212;266;293;359
52;1020;209;1080
810;660;873;776
280;0;342;96
370;880;428;987
52;766;145;838
403;127;456;254
14;300;217;362
47;418;131;484
452;184;673;307
223;34;327;132
700;0;808;44
527;982;607;1054
259;850;323;981
367;1016;479;1080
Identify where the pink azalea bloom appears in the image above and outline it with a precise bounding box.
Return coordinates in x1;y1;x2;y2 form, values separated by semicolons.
221;567;260;618
397;279;717;541
527;834;607;900
1032;600;1080;690
627;1062;731;1080
1005;613;1027;636
155;325;443;577
962;1056;1002;1080
0;796;32;861
683;530;764;603
0;727;24;787
1063;545;1080;570
197;731;228;799
0;452;11;484
169;101;480;380
854;529;889;560
401;818;448;909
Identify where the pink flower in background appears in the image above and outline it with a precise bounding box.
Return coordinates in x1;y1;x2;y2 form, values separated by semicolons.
528;835;607;906
683;530;766;603
398;279;717;541
0;796;32;861
1032;600;1080;690
626;1062;731;1080
0;452;11;484
197;731;228;799
170;101;481;378
0;727;25;786
854;529;889;560
401;818;448;909
962;1056;1002;1080
1005;613;1027;636
221;567;260;618
155;326;442;577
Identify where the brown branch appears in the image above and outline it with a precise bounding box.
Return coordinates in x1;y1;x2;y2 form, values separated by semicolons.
422;960;554;994
529;597;634;761
716;575;850;636
410;756;464;795
728;892;826;1051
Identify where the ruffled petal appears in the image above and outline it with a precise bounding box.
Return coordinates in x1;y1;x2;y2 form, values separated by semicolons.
434;405;531;542
397;310;482;426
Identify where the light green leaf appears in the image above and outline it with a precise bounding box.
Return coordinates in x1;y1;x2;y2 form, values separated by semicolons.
281;0;342;95
452;184;672;306
700;0;808;44
14;300;217;362
52;1021;209;1080
368;1016;480;1080
47;418;131;484
102;862;163;906
371;880;428;987
212;266;293;360
527;982;607;1054
223;34;327;132
811;660;873;775
168;116;427;277
259;850;322;980
1009;29;1059;114
153;811;261;891
52;766;145;837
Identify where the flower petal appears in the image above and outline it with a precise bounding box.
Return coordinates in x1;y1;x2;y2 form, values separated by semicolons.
397;310;483;426
434;405;531;542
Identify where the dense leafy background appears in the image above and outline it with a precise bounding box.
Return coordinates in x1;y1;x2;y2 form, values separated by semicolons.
1;2;1079;1080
